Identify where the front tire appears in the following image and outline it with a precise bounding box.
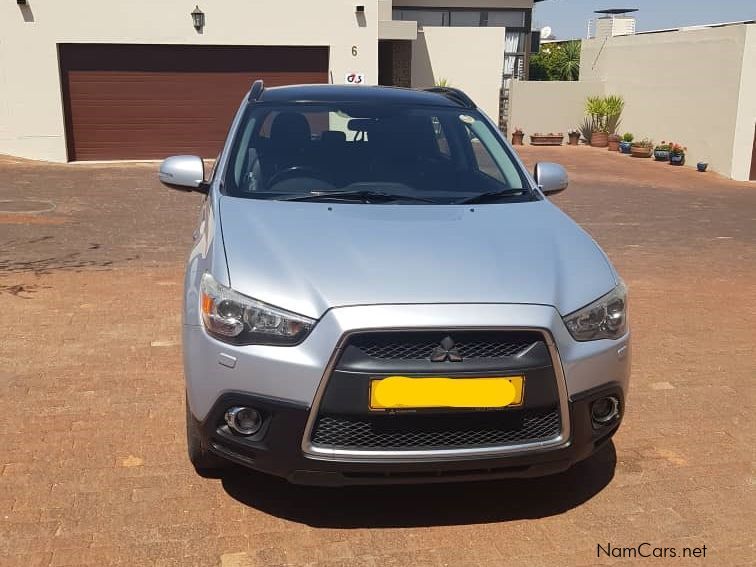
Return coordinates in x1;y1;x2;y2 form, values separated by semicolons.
186;396;226;475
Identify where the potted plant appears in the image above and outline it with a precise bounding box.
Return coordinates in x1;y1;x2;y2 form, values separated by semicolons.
530;132;564;146
568;130;580;146
608;134;621;151
697;161;708;172
604;95;625;138
585;96;608;147
619;133;634;154
630;138;653;158
512;127;524;146
585;95;624;148
669;142;686;165
654;142;671;161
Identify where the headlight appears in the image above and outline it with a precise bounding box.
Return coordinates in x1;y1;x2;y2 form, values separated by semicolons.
200;272;315;345
563;283;627;341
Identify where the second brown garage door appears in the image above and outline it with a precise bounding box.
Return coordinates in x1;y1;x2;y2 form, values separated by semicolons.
59;44;329;161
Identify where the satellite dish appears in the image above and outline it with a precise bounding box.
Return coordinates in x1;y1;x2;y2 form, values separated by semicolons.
540;26;552;39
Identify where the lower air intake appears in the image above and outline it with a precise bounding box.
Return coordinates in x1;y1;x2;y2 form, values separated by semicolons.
311;409;560;451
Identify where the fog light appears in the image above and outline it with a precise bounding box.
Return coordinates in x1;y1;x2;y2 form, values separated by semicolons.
225;406;262;436
591;396;620;425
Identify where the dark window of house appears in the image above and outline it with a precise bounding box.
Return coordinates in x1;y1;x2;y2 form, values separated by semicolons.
449;10;483;27
393;8;527;29
393;8;445;27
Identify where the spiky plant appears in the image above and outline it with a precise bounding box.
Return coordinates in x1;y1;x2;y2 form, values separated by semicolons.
584;95;625;134
554;40;581;81
578;117;595;144
604;95;625;134
585;96;608;132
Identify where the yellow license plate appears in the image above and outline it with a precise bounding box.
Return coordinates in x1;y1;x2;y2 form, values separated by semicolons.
369;376;524;410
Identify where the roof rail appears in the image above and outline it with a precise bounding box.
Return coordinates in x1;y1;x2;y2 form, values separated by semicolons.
423;86;476;108
248;80;265;102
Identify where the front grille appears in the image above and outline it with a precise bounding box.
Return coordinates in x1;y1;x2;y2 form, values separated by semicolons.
311;409;560;451
349;331;540;361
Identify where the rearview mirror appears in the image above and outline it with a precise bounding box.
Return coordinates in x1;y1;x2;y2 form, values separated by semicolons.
533;162;568;196
158;155;206;192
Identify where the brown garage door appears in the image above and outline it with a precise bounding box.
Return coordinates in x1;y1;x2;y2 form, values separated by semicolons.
59;44;329;161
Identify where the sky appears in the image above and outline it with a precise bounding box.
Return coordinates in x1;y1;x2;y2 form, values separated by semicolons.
533;0;756;40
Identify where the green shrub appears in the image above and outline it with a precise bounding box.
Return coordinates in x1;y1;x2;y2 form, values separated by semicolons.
529;41;581;81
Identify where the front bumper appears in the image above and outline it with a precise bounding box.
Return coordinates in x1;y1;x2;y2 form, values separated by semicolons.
184;303;630;485
192;383;623;486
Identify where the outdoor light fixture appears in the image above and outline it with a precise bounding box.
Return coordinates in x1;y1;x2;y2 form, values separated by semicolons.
191;5;205;31
355;5;365;13
17;0;28;5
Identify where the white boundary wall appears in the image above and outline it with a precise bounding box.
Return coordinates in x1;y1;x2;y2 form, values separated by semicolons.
509;23;756;181
509;81;604;137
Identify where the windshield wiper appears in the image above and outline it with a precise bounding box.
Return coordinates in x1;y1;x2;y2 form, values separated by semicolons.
456;189;527;204
279;190;439;204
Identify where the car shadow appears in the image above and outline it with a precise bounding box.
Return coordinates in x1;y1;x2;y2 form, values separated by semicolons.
220;442;616;528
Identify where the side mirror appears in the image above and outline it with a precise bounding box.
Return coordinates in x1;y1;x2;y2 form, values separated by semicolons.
158;155;207;192
534;162;568;196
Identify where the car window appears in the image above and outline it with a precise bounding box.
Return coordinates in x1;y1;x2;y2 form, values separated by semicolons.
223;102;529;203
232;116;257;187
258;111;329;139
464;121;513;185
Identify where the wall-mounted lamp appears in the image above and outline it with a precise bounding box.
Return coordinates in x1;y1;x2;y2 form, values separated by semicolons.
17;0;28;5
191;5;205;31
355;5;365;14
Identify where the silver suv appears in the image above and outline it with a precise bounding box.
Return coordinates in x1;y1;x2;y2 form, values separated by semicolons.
159;82;630;486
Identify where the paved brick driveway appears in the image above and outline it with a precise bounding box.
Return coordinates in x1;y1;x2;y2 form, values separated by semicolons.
0;147;754;566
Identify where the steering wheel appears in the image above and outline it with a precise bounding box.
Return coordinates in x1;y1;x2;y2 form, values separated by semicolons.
267;166;333;188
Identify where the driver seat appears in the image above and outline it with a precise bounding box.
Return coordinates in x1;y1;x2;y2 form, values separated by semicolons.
264;112;313;181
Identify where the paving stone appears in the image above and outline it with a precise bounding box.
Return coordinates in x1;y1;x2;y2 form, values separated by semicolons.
0;149;753;565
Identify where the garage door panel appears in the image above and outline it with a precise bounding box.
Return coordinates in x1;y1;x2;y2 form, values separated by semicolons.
60;44;328;160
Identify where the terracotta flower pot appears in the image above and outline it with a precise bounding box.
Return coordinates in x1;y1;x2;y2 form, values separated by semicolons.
630;145;653;158
607;135;621;152
512;132;524;146
590;131;609;148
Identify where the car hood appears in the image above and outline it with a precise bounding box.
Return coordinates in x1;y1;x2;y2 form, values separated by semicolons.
219;197;617;319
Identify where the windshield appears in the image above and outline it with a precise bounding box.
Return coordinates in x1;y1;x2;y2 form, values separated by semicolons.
223;102;532;204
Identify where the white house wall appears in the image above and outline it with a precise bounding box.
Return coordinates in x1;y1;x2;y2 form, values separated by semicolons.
410;26;506;121
0;0;380;162
731;25;756;181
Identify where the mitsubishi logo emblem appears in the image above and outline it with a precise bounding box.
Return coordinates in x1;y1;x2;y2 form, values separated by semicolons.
430;336;463;362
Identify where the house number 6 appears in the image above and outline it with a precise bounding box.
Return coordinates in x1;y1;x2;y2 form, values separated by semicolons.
352;46;358;57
